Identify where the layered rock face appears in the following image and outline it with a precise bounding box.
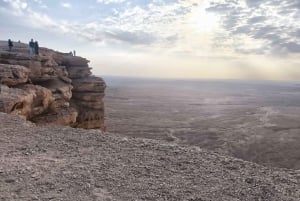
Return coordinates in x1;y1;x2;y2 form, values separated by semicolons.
0;41;106;130
63;55;106;129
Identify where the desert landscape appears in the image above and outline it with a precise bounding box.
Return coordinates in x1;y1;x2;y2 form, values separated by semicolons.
1;0;300;199
105;77;300;169
0;42;300;200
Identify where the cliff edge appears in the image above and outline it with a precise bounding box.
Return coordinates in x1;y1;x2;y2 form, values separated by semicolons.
0;113;299;200
0;40;106;130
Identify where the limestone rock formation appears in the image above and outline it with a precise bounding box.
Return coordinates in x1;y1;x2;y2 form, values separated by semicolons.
71;76;105;129
0;84;54;119
0;64;29;86
58;55;106;129
0;40;106;130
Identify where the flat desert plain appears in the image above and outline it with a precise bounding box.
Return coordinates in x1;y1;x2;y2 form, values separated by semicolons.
104;77;300;169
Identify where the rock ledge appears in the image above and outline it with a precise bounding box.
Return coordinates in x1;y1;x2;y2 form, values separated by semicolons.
0;40;105;130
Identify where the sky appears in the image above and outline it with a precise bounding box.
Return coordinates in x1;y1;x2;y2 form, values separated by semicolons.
0;0;299;81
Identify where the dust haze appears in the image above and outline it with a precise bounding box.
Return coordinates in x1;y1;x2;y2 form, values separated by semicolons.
104;76;300;169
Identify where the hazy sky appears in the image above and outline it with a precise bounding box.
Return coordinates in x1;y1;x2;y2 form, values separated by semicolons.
0;0;299;80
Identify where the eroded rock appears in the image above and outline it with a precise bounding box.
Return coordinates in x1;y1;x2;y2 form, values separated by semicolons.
0;40;106;130
0;64;29;86
0;84;54;119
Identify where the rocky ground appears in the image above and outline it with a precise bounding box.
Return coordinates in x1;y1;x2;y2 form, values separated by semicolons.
0;113;300;201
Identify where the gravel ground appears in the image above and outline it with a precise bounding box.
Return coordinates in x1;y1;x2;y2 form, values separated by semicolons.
0;113;300;201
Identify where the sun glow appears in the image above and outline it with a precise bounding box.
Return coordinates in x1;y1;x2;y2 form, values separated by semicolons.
191;9;220;32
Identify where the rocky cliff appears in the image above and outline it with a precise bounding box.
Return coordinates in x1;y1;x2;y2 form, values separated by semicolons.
0;40;105;130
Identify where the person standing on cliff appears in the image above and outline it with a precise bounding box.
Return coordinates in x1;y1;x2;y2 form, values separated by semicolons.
34;41;39;56
29;39;35;57
8;39;13;51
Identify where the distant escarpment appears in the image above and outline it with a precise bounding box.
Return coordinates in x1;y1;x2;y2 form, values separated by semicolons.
0;41;106;130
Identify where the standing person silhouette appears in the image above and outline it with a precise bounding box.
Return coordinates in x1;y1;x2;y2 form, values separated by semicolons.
29;39;35;57
8;39;13;51
34;41;39;55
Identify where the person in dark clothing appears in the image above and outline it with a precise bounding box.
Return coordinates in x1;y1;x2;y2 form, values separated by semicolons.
8;39;13;51
34;41;39;55
29;39;35;57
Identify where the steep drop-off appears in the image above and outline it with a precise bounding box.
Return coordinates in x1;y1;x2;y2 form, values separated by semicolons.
0;41;105;130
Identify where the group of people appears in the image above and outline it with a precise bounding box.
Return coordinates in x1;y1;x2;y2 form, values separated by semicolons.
7;39;39;57
29;39;39;57
8;39;78;59
69;50;76;56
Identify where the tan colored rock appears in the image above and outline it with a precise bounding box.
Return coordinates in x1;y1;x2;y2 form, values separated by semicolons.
31;107;78;126
70;76;106;130
41;56;59;67
54;66;72;84
0;64;29;86
0;51;31;60
0;58;29;66
62;55;89;66
67;66;92;78
39;78;73;102
0;41;106;130
72;92;105;102
27;61;69;83
74;100;104;110
72;76;106;92
0;84;54;119
75;109;105;129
